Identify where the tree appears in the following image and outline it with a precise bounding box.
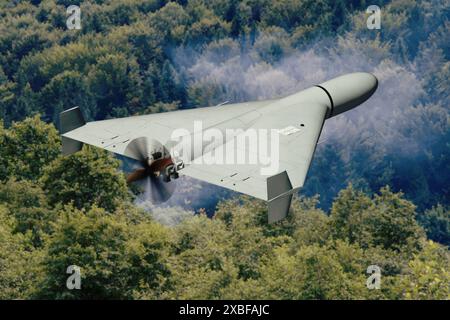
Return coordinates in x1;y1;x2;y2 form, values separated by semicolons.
0;115;61;182
157;60;184;103
140;101;180;114
331;0;348;32
166;213;238;299
0;179;55;247
147;2;189;44
304;143;348;210
417;205;450;246
87;53;143;119
330;185;425;252
40;146;130;212
248;244;365;299
0;205;43;299
39;70;95;124
0;67;15;123
253;27;292;64
291;205;331;246
367;187;425;252
215;197;286;280
185;3;230;45
329;184;372;246
0;0;449;301
37;205;172;299
0;121;7;179
396;241;450;300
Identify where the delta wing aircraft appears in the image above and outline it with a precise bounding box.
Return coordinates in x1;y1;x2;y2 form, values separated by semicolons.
60;72;378;223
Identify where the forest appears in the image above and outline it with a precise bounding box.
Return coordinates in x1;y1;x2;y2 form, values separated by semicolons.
0;0;449;299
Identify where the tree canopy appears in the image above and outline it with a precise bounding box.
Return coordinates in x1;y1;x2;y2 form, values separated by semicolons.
0;0;448;300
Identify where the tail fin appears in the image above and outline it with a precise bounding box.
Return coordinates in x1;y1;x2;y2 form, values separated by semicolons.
267;171;294;223
59;107;85;155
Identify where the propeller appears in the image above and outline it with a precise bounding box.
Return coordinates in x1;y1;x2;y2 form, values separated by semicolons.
120;137;177;204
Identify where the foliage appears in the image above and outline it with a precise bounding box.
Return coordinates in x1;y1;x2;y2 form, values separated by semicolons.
396;241;449;300
0;116;447;299
0;179;55;247
0;115;60;181
40;146;130;212
0;0;448;300
330;185;424;252
0;206;44;299
36;205;171;299
417;205;450;246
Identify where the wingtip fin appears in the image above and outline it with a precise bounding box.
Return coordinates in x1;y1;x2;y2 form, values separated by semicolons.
268;194;293;223
60;107;85;155
59;106;85;134
61;136;83;155
267;171;293;223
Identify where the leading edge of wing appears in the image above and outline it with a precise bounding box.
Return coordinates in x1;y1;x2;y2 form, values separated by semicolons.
60;98;278;158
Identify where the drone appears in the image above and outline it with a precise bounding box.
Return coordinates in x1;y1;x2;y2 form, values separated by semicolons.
60;72;378;223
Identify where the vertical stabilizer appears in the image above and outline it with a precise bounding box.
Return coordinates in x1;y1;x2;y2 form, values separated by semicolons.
59;107;85;155
267;171;293;223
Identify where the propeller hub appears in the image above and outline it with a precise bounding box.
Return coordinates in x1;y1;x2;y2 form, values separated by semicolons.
122;137;178;204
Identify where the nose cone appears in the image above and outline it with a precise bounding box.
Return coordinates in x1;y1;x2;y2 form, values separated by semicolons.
318;72;378;117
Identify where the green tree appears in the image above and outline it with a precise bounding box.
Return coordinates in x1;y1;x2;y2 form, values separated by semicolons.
185;3;230;45
157;60;184;103
330;185;425;252
396;241;449;300
87;53;143;118
37;205;171;299
0;115;61;181
0;67;15;123
40;146;130;212
148;2;189;44
331;0;348;31
305;143;348;209
215;197;288;280
0;179;55;247
0;121;7;179
417;205;450;246
39;70;95;124
291;205;331;246
167;213;238;299
249;244;365;299
367;187;425;252
329;184;372;246
253;27;292;64
0;206;44;299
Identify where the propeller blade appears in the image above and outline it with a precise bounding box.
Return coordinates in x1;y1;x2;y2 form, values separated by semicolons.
120;137;177;204
124;137;150;161
126;168;147;183
133;175;176;204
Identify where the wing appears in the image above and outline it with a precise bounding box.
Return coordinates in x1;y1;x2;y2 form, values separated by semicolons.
60;98;328;223
60;99;277;158
180;101;328;222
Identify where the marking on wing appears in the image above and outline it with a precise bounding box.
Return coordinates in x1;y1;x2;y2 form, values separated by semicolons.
277;126;301;136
